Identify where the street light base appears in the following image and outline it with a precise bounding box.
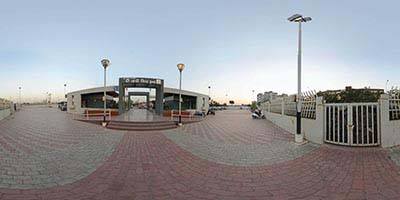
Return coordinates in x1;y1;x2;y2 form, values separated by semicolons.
102;122;107;127
295;133;304;144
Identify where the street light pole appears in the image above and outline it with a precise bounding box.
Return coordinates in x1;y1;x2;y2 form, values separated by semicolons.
252;90;255;102
208;86;211;104
18;87;21;106
101;59;111;127
288;14;312;144
48;93;51;107
385;80;389;93
64;84;67;99
177;63;185;126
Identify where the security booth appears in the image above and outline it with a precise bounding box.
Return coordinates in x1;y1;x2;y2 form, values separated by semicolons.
118;77;164;115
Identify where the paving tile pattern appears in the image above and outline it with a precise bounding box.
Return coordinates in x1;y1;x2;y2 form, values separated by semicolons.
1;132;400;200
180;110;293;144
0;107;123;189
165;128;318;166
165;110;318;166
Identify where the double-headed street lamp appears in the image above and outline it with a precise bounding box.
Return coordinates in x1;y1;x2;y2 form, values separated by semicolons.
101;59;111;127
288;14;312;143
177;63;185;126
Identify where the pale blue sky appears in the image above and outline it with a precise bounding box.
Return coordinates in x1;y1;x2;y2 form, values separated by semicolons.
1;0;399;103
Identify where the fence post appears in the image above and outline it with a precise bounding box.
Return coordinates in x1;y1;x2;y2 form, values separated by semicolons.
347;103;353;145
305;96;325;144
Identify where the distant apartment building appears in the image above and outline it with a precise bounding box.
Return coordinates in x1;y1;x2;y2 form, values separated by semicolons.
257;91;278;103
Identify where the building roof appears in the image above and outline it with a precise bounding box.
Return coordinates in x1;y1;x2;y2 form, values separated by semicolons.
67;85;208;97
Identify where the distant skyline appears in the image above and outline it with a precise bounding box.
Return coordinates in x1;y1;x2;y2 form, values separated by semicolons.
1;0;400;104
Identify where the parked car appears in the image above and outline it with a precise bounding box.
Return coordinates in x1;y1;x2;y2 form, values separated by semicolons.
193;111;206;117
207;108;216;115
58;101;67;111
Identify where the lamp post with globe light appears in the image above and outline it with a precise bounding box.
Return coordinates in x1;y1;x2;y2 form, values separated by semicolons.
18;87;22;105
177;63;185;126
64;84;67;99
101;59;111;127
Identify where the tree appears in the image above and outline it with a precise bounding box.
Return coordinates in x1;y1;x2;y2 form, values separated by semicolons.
229;100;235;105
317;87;384;103
210;100;221;106
250;101;257;110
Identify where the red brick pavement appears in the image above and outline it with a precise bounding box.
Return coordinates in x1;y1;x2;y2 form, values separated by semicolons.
1;131;400;200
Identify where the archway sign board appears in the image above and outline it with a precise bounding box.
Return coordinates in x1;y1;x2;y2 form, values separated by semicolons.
118;77;164;115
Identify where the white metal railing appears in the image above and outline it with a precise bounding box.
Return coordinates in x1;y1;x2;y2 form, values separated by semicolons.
264;91;317;119
389;89;400;120
324;103;380;146
301;91;317;119
72;110;112;121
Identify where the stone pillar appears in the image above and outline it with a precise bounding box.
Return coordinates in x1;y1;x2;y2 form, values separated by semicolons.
155;80;164;115
118;79;125;114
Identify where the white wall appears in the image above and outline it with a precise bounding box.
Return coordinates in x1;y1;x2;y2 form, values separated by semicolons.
263;97;325;144
0;109;11;121
380;94;400;147
67;92;83;113
196;95;209;112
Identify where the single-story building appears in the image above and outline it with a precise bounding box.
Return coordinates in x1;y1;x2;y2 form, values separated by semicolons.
66;77;209;115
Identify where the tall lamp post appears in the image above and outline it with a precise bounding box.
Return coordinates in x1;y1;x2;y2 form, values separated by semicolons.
252;90;255;102
177;63;185;126
64;84;67;99
208;86;211;104
48;93;52;107
18;87;22;106
385;80;389;93
288;14;312;143
101;59;111;127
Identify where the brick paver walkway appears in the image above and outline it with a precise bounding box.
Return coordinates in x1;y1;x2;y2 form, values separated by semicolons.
0;108;400;199
164;112;319;166
0;107;123;189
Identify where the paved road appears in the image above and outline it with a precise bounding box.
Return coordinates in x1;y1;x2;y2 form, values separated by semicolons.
0;108;399;199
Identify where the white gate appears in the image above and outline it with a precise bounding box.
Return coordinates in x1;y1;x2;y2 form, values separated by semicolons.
324;103;380;146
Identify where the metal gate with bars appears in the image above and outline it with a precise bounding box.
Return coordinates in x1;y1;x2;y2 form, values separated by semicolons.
324;103;380;146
